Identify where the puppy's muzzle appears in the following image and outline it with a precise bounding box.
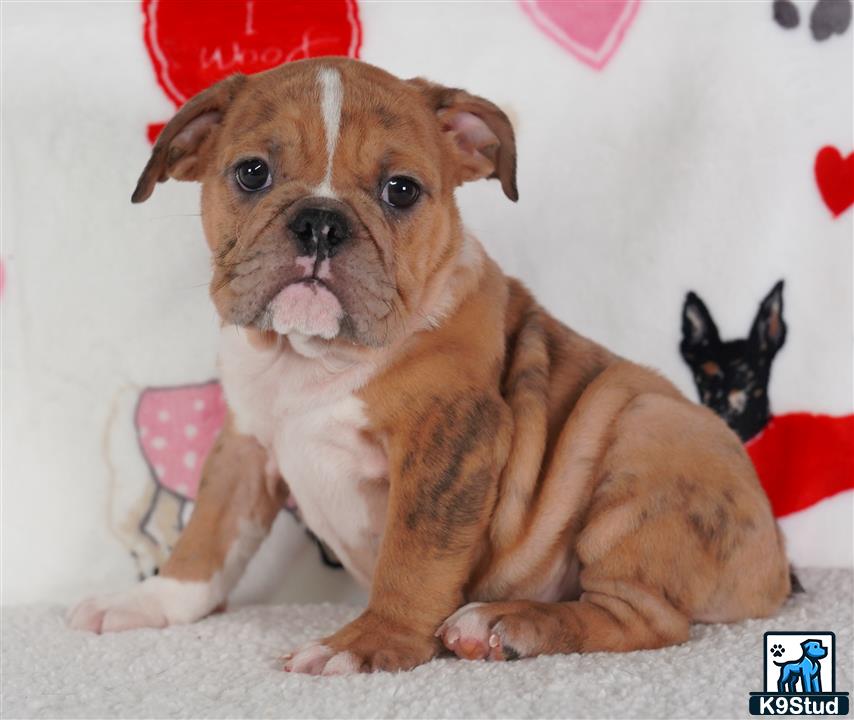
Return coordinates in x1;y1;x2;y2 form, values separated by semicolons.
288;206;350;259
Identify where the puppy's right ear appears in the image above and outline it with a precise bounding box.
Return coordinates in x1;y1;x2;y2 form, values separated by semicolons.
132;74;247;203
680;291;721;362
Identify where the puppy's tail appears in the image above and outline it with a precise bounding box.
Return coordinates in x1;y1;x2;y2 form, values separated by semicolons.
790;567;805;594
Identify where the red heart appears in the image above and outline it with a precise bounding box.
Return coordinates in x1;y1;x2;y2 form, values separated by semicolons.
142;0;362;141
747;413;854;518
814;146;854;217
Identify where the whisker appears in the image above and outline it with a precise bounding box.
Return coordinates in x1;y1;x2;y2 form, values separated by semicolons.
215;247;272;272
177;281;212;291
382;314;390;346
210;275;233;296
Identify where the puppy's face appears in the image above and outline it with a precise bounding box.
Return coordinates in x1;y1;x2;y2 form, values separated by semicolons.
134;58;517;348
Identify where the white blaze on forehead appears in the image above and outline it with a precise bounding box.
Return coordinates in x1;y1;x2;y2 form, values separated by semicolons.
315;66;343;197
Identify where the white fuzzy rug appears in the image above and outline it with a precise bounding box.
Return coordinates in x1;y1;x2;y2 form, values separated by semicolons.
2;569;851;719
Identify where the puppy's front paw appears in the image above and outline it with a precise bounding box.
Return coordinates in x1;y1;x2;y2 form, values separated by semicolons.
67;591;167;634
66;576;218;633
283;611;438;675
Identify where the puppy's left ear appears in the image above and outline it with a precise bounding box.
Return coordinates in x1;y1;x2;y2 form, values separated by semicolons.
411;79;518;202
132;73;247;203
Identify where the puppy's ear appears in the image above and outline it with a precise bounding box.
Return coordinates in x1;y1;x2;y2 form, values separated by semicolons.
749;280;786;355
680;291;721;362
410;78;518;202
132;74;247;203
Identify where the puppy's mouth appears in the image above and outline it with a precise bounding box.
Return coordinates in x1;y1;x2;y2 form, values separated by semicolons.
255;276;345;340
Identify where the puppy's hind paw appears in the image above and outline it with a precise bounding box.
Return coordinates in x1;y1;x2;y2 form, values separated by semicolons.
437;602;514;661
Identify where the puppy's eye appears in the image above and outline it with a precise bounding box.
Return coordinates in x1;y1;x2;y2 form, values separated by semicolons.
381;176;420;209
235;158;271;192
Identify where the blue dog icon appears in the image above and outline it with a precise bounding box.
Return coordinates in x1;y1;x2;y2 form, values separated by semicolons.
776;639;828;693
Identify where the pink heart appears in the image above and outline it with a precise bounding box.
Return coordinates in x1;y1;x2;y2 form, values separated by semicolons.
519;0;641;70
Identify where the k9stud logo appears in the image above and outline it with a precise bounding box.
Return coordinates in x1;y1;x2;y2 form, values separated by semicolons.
750;632;849;715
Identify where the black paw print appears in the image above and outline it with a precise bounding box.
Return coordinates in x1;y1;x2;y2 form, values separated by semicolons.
773;0;852;41
771;643;786;657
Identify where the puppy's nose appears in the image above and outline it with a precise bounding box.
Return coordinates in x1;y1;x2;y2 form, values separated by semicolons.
288;207;350;258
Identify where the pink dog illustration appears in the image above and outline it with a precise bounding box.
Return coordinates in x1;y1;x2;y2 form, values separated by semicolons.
134;380;227;543
104;380;229;578
106;379;327;579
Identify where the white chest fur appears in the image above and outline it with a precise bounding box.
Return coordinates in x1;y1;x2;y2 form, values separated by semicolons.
218;329;388;587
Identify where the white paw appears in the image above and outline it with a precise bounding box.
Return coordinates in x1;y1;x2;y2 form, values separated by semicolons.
66;588;167;633
282;641;362;676
66;576;219;633
436;602;516;661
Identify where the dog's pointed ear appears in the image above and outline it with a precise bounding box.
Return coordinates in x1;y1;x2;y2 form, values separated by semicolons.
132;74;247;203
749;280;786;355
680;290;721;362
409;78;518;202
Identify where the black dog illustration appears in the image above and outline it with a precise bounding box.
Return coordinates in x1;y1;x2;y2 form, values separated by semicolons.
680;281;786;442
773;0;852;41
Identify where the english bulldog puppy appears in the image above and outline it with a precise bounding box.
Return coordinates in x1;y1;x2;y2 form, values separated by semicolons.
68;58;791;674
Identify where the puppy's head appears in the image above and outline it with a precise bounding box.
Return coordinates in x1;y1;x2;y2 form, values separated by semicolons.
133;58;517;348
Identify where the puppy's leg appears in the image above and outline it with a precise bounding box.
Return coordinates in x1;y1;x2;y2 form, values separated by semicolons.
441;392;789;661
439;514;696;660
68;417;284;633
284;393;513;675
438;580;691;660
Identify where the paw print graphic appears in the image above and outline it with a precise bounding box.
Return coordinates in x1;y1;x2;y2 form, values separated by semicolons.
770;643;785;657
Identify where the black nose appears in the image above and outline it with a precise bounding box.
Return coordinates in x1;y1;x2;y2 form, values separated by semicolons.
288;207;350;258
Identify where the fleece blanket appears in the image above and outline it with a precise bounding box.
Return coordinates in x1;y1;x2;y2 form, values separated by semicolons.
2;1;852;611
2;568;852;719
